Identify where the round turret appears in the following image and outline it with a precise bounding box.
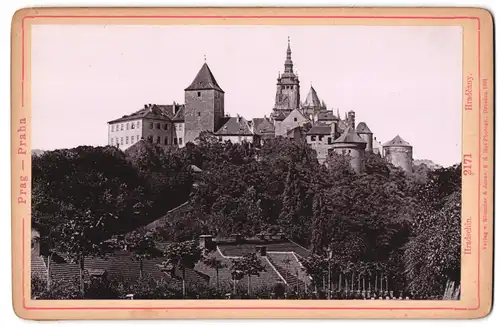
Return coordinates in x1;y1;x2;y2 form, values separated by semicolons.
383;135;413;173
331;127;367;174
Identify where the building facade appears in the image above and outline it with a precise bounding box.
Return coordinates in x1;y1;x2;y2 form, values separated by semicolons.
107;38;414;174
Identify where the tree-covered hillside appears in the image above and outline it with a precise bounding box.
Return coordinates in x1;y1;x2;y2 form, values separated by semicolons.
32;135;461;299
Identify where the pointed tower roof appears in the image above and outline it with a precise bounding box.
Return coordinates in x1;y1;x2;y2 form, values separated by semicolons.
333;126;367;144
283;37;295;75
383;135;412;147
303;86;321;107
355;122;372;134
185;63;224;92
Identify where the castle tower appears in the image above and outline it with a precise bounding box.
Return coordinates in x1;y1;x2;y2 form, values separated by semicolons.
184;62;225;143
331;126;367;174
302;85;326;120
271;38;300;119
383;135;413;173
355;122;373;152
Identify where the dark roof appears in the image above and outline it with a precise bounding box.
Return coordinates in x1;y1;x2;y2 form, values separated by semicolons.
251;118;275;135
383;135;412;147
143;202;192;231
306;121;331;135
185;63;224;93
108;104;184;124
271;110;290;121
333;126;366;144
108;106;167;124
317;110;337;121
31;249;209;287
172;105;185;121
355;122;372;134
156;104;185;120
216;239;311;258
303;86;321;107
215;116;254;136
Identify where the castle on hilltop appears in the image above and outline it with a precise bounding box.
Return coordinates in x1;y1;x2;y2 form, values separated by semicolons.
107;38;413;173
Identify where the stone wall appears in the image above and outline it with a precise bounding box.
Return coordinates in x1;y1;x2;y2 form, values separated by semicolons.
184;89;224;143
332;145;365;174
384;146;413;173
308;135;335;164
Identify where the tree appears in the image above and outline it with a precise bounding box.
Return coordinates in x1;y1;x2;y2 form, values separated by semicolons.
301;254;328;293
31;274;81;299
404;191;461;297
208;186;263;237
125;140;194;220
231;253;266;296
310;191;329;254
162;240;203;297
115;276;177;299
32;146;149;295
278;162;306;241
404;164;461;298
203;256;227;294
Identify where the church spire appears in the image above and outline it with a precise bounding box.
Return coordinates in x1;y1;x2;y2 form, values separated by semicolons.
284;36;294;74
287;36;291;58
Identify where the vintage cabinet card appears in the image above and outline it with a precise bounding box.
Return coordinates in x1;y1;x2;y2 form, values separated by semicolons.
11;7;494;320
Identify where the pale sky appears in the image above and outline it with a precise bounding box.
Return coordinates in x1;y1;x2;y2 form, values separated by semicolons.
32;24;462;166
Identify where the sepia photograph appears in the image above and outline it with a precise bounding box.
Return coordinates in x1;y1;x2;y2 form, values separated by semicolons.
29;23;464;302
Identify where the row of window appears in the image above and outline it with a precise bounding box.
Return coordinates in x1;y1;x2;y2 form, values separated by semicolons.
111;121;140;132
111;121;184;132
110;134;184;146
110;135;141;146
145;135;183;145
309;135;334;144
196;91;221;98
148;122;184;131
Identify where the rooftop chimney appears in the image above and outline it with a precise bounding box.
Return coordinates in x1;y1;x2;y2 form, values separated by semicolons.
231;233;243;243
256;245;267;257
199;235;215;250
